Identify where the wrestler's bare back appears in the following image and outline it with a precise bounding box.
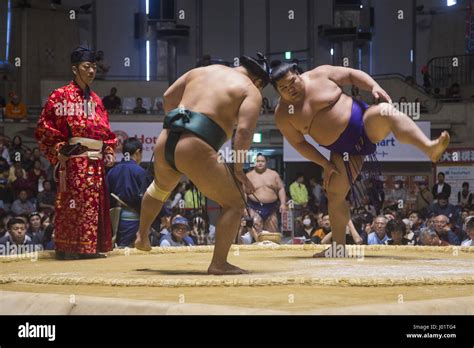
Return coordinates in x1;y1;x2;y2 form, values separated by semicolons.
247;169;281;203
176;65;261;139
275;66;355;146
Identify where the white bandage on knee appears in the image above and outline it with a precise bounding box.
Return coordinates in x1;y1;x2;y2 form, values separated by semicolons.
146;181;171;202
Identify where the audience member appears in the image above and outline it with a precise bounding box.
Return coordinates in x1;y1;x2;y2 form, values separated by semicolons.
457;182;472;209
432;172;451;200
160;215;195;247
385;219;408;245
133;97;147;114
311;214;331;244
419;228;449;246
415;181;433;215
299;211;317;242
102;87;122;113
367;215;389;245
261;97;273;114
385;180;407;209
11;167;35;198
11;190;35;216
27;212;44;244
433;215;460;245
0;138;11;165
461;217;473;246
9;136;27;163
37;180;55;215
0;217;41;255
4;94;27;121
429;193;459;226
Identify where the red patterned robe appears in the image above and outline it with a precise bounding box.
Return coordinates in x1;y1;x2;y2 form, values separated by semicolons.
35;81;117;254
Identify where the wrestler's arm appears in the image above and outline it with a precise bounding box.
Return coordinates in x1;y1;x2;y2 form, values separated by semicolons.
234;91;262;173
274;172;287;211
321;232;332;244
275;105;330;169
347;220;363;245
163;71;191;113
318;65;392;103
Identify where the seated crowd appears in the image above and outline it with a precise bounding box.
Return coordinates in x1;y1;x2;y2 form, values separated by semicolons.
1;133;473;255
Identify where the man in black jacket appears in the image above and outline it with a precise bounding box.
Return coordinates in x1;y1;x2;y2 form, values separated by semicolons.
432;172;451;200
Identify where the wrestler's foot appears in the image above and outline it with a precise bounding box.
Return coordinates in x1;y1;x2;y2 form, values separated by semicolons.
134;235;152;251
428;131;450;163
312;245;348;258
207;261;249;275
78;253;107;259
312;249;329;258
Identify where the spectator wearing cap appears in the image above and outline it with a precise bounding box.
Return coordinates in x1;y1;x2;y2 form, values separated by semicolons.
367;215;389;245
429;193;460;227
432;172;451;200
433;215;460;245
159;215;195;247
27;212;44;245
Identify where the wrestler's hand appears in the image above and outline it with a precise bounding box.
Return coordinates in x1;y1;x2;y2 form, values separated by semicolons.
235;171;256;195
279;204;288;213
323;162;339;190
104;153;115;167
372;85;392;103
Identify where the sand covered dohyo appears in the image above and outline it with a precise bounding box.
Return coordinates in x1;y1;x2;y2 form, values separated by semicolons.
1;245;473;313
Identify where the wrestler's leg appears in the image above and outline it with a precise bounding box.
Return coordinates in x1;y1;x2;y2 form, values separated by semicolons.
363;103;449;162
174;135;247;275
135;131;181;251
313;153;363;257
263;212;279;232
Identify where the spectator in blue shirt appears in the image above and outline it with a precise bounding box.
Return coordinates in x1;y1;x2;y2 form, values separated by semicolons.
433;214;460;245
367;215;389;245
160;215;195;247
107;137;148;247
